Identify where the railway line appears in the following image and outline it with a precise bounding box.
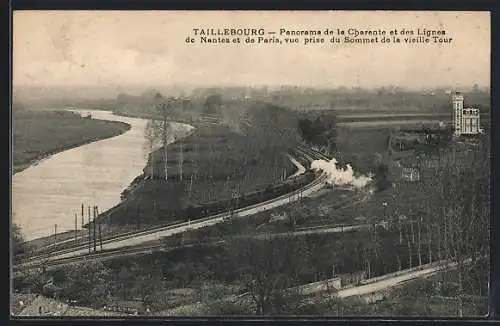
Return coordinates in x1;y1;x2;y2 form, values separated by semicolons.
14;240;227;274
13;145;329;272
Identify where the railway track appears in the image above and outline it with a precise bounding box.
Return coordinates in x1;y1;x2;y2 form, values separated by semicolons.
14;240;228;274
13;146;328;271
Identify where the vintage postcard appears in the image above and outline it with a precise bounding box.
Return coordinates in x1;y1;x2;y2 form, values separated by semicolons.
11;11;490;317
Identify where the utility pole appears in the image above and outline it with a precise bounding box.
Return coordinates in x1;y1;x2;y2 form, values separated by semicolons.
418;217;422;266
408;240;413;268
188;173;194;200
98;219;103;251
54;224;57;245
427;223;432;263
194;143;198;180
150;150;155;180
366;257;371;279
410;220;415;244
398;218;403;245
74;213;78;245
178;142;183;181
96;205;101;233
81;204;84;229
88;206;91;254
160;102;169;183
93;206;97;253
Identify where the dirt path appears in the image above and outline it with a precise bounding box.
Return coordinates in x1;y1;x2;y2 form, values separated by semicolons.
287;154;306;178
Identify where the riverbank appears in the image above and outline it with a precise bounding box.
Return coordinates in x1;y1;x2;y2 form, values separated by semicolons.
13;108;196;241
13;110;131;175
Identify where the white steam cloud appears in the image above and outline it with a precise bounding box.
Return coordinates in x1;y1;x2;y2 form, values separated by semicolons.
311;158;372;188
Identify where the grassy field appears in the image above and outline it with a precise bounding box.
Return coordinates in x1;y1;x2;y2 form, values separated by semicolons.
275;90;491;114
12;109;131;174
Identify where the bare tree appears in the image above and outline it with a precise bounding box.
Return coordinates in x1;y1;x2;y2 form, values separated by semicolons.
17;255;50;294
144;118;161;179
416;137;490;316
144;93;177;182
227;237;295;315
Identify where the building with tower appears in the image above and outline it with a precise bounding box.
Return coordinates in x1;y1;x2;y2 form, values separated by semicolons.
452;91;484;136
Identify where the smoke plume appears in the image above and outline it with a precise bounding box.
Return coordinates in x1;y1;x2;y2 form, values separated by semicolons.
311;158;372;188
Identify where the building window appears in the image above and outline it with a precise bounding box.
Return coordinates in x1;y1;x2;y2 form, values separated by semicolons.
463;109;467;115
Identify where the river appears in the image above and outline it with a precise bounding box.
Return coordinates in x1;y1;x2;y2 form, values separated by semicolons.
12;110;194;241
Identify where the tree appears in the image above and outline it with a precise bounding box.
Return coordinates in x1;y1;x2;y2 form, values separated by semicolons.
297;113;337;152
204;94;222;115
155;93;176;182
144;118;161;179
412;136;490;316
16;256;50;294
117;266;133;300
143;92;177;182
12;223;28;256
127;260;162;306
169;261;193;288
395;278;436;315
62;259;113;307
374;162;390;192
226;237;292;315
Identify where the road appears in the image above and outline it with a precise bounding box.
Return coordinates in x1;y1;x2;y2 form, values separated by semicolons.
240;224;370;240
160;259;467;316
301;258;473;302
13;147;329;269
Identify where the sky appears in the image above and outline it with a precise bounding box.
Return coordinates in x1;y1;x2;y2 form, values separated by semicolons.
13;11;490;90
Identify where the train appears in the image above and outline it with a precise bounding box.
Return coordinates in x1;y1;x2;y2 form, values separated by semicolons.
156;170;318;222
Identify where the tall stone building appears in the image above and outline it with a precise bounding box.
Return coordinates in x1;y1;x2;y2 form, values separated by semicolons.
452;91;484;136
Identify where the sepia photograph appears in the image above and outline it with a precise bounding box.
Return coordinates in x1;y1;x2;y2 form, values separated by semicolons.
11;11;490;317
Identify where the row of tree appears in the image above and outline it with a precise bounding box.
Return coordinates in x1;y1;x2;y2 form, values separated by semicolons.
297;113;337;151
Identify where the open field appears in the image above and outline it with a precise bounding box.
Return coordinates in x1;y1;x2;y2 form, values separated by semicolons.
276;90;490;114
12;110;131;174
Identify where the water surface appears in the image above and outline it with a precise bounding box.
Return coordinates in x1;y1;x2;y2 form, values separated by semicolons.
12;110;193;240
